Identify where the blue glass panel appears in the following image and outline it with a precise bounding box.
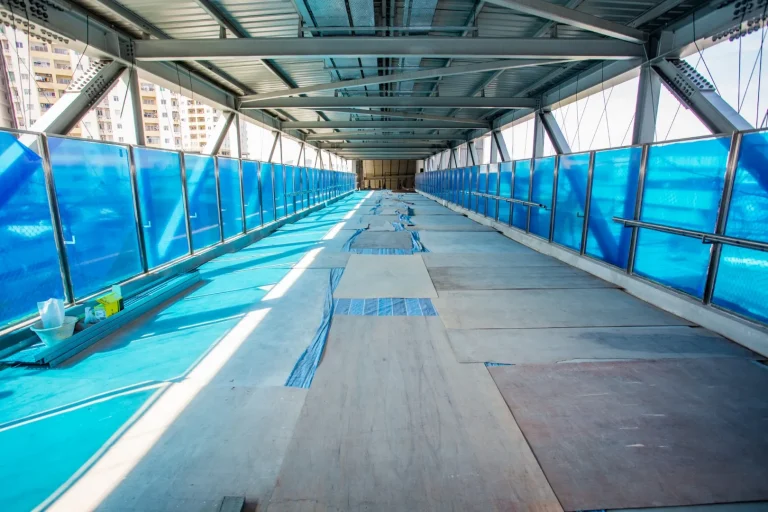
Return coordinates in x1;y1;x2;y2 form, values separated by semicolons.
301;167;309;209
49;137;141;298
713;130;768;323
553;152;590;251
0;132;64;326
218;157;243;239
476;165;488;215
586;147;641;268
274;164;286;219
261;163;275;223
183;154;220;251
529;156;555;239
285;166;296;215
469;166;478;211
241;160;261;230
487;164;499;220
512;160;531;230
634;136;730;298
464;168;472;208
134;148;188;268
498;161;512;224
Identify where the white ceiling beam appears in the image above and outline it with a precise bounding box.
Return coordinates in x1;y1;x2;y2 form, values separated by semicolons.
242;97;538;109
240;59;570;102
484;0;647;43
133;37;645;61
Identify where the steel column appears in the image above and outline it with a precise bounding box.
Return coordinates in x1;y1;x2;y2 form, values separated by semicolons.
632;63;661;144
539;111;571;154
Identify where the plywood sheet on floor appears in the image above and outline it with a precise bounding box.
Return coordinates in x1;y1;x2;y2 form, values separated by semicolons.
434;289;692;329
419;231;532;253
350;231;413;250
334;255;437;298
489;359;768;511
428;266;614;290
422;252;563;268
268;316;562;512
61;385;307;512
448;326;755;364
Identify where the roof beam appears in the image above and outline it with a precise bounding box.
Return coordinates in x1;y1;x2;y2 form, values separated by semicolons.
134;38;645;61
242;97;538;109
307;134;462;141
319;143;448;149
283;121;486;129
484;0;647;43
240;59;569;102
278;108;488;125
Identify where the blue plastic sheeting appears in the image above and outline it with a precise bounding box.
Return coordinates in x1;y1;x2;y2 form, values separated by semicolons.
274;164;286;220
476;165;488;215
285;267;345;388
484;362;512;367
49;137;142;298
487;165;499;220
350;248;411;255
218;157;244;239
512;160;531;230
134;148;189;269
261;163;276;224
242;160;262;230
530;156;555;239
713;131;768;322
334;298;438;316
585;147;641;268
411;230;429;253
0;387;157;512
0;132;64;327
634;136;730;298
498;161;513;224
342;228;367;252
554;152;590;252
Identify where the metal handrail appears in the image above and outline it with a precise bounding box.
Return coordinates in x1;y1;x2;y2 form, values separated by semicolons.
469;190;547;209
613;217;768;252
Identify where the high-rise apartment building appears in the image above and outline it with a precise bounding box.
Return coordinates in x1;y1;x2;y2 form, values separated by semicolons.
0;27;233;155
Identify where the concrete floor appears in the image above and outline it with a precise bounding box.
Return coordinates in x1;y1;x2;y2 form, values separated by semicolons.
2;190;767;512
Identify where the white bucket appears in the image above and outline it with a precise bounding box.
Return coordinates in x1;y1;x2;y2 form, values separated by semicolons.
30;316;78;347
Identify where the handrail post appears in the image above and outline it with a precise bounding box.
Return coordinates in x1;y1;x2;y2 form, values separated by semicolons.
580;151;596;255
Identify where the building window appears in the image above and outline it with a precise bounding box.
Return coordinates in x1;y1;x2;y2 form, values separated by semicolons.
119;137;125;142
2;41;9;50
117;123;122;129
113;95;119;101
30;44;48;52
16;42;23;48
53;47;68;55
160;99;166;105
164;138;170;143
161;112;167;118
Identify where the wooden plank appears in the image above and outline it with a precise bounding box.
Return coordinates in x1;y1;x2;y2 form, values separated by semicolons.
269;316;562;512
489;359;768;511
433;289;693;329
447;326;756;364
428;266;615;291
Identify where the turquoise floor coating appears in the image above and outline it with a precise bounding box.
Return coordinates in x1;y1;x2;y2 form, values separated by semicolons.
0;191;369;512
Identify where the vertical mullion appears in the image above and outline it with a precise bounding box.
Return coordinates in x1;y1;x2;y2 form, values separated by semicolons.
128;146;149;273
627;144;649;274
179;153;194;255
580;151;596;255
214;156;224;243
239;158;247;234
526;158;534;232
549;155;559;242
39;133;75;304
704;132;742;304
